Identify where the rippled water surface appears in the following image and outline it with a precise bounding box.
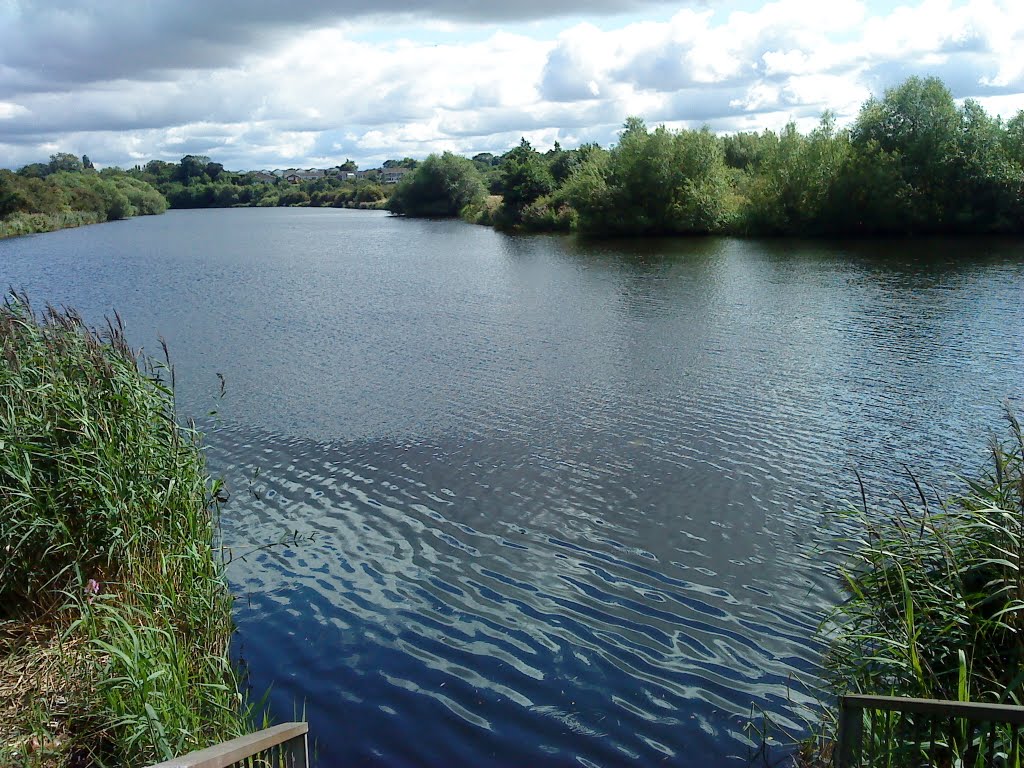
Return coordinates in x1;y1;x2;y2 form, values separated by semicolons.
3;208;1024;766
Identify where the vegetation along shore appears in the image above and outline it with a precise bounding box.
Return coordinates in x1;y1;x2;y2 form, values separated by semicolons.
3;75;1023;240
0;153;166;239
0;295;245;766
799;411;1024;765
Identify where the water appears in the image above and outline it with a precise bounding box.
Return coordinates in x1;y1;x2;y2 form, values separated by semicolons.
3;208;1023;766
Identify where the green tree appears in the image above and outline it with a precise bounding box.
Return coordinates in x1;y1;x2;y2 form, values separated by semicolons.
850;76;961;230
386;152;486;217
565;119;734;235
1004;111;1024;167
0;171;26;217
48;152;84;174
383;157;419;169
948;100;1023;232
499;139;554;224
738;114;850;235
176;155;212;184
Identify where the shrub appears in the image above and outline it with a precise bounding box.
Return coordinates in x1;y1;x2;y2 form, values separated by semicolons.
387;152;485;217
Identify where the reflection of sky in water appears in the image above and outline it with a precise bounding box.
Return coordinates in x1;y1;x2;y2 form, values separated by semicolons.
3;210;1023;766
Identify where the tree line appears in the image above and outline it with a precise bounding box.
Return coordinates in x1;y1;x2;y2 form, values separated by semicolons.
0;153;167;236
128;158;422;210
5;76;1022;239
388;76;1024;237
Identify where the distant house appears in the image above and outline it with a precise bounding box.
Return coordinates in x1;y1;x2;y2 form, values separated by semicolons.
285;169;326;184
251;171;277;183
381;168;411;184
337;171;357;181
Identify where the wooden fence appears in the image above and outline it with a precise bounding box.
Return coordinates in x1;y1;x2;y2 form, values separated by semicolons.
837;694;1024;767
146;722;309;768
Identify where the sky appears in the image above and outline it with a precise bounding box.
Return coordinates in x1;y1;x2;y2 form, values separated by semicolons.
1;0;1023;171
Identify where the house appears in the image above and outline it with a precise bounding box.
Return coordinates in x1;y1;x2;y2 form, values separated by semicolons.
285;169;326;184
251;171;277;183
381;167;411;184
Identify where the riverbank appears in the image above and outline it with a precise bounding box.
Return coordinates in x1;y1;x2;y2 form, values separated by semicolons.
0;295;244;766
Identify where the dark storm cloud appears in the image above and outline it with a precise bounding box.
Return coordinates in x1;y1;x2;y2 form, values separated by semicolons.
0;0;683;96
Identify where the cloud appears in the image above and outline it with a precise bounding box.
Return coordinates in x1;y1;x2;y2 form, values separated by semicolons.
1;0;1024;169
0;0;681;96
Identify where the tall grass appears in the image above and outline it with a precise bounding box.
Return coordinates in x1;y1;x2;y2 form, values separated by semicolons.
812;410;1024;765
0;293;243;765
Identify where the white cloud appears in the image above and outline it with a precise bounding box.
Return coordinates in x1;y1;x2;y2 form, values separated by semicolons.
1;0;1024;169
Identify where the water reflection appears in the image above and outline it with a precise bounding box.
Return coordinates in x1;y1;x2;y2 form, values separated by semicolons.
2;210;1023;766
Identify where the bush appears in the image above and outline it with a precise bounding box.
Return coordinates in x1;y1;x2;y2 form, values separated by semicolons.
387;152;485;217
519;194;577;232
277;188;310;206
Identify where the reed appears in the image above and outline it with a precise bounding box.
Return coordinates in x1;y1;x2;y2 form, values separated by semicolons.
809;409;1024;765
0;293;244;765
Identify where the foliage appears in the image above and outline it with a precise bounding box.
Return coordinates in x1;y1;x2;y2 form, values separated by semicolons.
565;119;736;236
735;115;849;235
0;164;167;238
386;152;486;217
9;74;1022;238
498;139;555;225
0;296;244;765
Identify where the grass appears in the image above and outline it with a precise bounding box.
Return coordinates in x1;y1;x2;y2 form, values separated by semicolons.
0;293;244;765
802;409;1024;765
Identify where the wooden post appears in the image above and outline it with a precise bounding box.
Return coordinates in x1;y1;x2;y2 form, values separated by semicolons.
838;695;864;768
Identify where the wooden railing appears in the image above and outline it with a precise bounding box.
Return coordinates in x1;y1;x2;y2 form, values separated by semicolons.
146;722;309;768
838;694;1024;768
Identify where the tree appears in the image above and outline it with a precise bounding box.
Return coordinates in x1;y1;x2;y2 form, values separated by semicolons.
82;154;94;170
386;152;485;217
850;76;961;230
738;114;850;235
17;163;50;179
947;99;1022;232
383;157;419;169
176;155;212;184
48;152;84;174
498;139;554;224
0;171;25;217
565;119;734;236
204;161;225;181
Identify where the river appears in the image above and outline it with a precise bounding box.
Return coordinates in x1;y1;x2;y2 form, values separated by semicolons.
3;207;1023;766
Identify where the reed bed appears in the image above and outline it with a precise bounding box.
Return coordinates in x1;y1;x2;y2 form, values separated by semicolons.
809;410;1024;766
0;293;244;766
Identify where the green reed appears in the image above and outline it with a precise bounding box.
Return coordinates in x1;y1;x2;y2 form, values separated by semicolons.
811;410;1024;766
0;293;244;765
